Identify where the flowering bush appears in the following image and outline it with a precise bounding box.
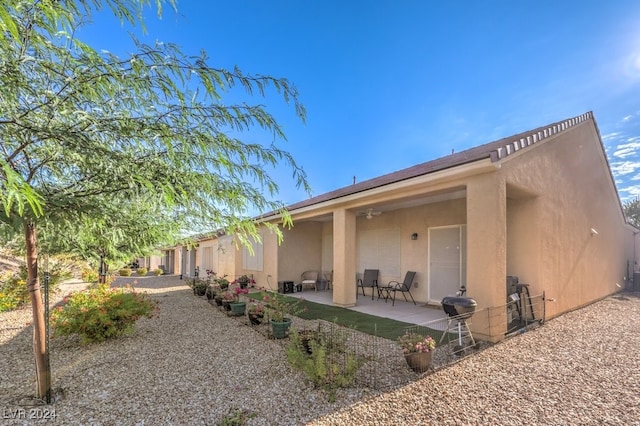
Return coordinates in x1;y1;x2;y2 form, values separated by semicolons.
51;283;158;344
81;268;99;283
0;272;27;312
222;290;238;303
397;332;436;354
247;302;265;315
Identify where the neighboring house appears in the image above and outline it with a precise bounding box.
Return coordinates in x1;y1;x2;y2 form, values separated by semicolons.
167;112;639;341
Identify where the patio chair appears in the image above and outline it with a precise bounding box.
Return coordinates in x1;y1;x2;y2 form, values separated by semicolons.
379;271;417;306
300;270;319;291
357;269;379;300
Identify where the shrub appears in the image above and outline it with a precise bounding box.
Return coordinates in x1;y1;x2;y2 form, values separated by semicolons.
152;268;163;276
0;271;28;312
81;268;99;283
51;284;158;344
287;327;364;402
136;267;148;276
119;268;132;276
0;260;73;312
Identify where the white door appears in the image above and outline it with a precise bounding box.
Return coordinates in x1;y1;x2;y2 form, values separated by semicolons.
428;226;466;303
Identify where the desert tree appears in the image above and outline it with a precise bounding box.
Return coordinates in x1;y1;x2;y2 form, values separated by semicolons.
0;0;309;400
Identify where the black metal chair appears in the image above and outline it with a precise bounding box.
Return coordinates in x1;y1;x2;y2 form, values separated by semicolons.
357;269;379;300
379;271;417;305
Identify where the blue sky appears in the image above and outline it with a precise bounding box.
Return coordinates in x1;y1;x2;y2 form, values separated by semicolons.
82;1;640;207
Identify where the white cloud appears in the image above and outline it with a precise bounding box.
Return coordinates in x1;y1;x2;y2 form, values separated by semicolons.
613;141;640;158
602;131;622;142
610;160;640;176
617;184;640;200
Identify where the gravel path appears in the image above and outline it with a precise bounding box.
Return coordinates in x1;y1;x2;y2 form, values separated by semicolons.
1;275;639;425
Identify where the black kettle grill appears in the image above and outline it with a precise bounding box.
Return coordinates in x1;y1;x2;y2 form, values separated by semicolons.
441;296;477;319
439;296;477;351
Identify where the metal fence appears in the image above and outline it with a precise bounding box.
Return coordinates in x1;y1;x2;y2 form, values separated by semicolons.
221;293;546;391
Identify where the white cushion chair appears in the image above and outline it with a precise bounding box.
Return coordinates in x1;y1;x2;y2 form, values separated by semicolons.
300;271;319;291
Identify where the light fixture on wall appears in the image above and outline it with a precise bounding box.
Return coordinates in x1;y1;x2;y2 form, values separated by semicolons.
590;228;599;236
411;233;418;240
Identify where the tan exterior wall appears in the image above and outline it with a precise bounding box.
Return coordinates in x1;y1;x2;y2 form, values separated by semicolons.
261;228;280;291
499;121;633;319
160;116;634;341
278;221;323;284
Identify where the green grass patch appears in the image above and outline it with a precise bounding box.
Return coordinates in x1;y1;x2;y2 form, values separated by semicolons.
246;291;446;341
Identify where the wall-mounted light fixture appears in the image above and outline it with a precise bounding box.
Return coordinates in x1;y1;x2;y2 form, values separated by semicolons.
590;228;599;236
411;233;418;240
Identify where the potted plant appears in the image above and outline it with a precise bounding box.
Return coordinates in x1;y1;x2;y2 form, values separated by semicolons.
213;288;224;307
233;274;255;289
246;302;265;325
229;287;249;316
192;279;208;296
263;293;304;339
397;332;436;373
216;275;230;290
221;290;236;311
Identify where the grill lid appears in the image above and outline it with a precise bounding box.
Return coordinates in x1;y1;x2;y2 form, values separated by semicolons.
441;296;477;319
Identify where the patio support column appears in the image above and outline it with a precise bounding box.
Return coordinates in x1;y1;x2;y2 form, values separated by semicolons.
466;173;507;342
332;208;357;307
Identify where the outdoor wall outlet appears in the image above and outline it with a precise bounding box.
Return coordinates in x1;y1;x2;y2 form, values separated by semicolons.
414;282;418;288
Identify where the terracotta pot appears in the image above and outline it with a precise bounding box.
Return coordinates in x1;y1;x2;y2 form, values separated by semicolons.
404;351;432;373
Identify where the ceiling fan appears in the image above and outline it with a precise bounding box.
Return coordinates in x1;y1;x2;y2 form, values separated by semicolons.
359;208;382;220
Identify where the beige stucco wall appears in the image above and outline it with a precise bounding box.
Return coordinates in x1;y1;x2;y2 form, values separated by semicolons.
498;121;633;320
160;117;633;341
277;221;323;285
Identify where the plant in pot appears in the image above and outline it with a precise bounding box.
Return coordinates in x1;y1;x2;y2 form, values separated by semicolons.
246;302;265;325
216;275;230;290
263;293;304;339
221;290;240;311
233;274;255;289
229;286;249;316
397;332;436;373
192;279;208;296
213;287;224;307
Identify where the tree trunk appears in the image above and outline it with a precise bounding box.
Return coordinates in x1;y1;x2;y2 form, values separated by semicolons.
24;221;51;401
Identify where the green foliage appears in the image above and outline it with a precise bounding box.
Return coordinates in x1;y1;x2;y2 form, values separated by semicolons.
623;198;640;228
81;268;99;283
136;267;148;276
0;259;73;312
286;327;364;402
0;0;311;265
0;271;27;312
246;292;428;340
262;292;305;322
51;284;158;344
152;268;163;276
119;268;132;277
217;408;255;426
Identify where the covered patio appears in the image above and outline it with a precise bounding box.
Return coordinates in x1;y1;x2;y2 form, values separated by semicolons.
289;288;449;326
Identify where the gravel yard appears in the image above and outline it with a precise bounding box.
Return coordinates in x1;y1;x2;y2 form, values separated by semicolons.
1;275;639;425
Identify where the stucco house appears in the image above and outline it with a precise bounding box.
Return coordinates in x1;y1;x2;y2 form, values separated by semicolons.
163;111;638;341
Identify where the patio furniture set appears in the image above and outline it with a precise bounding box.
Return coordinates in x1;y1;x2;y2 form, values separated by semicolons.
357;269;417;306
